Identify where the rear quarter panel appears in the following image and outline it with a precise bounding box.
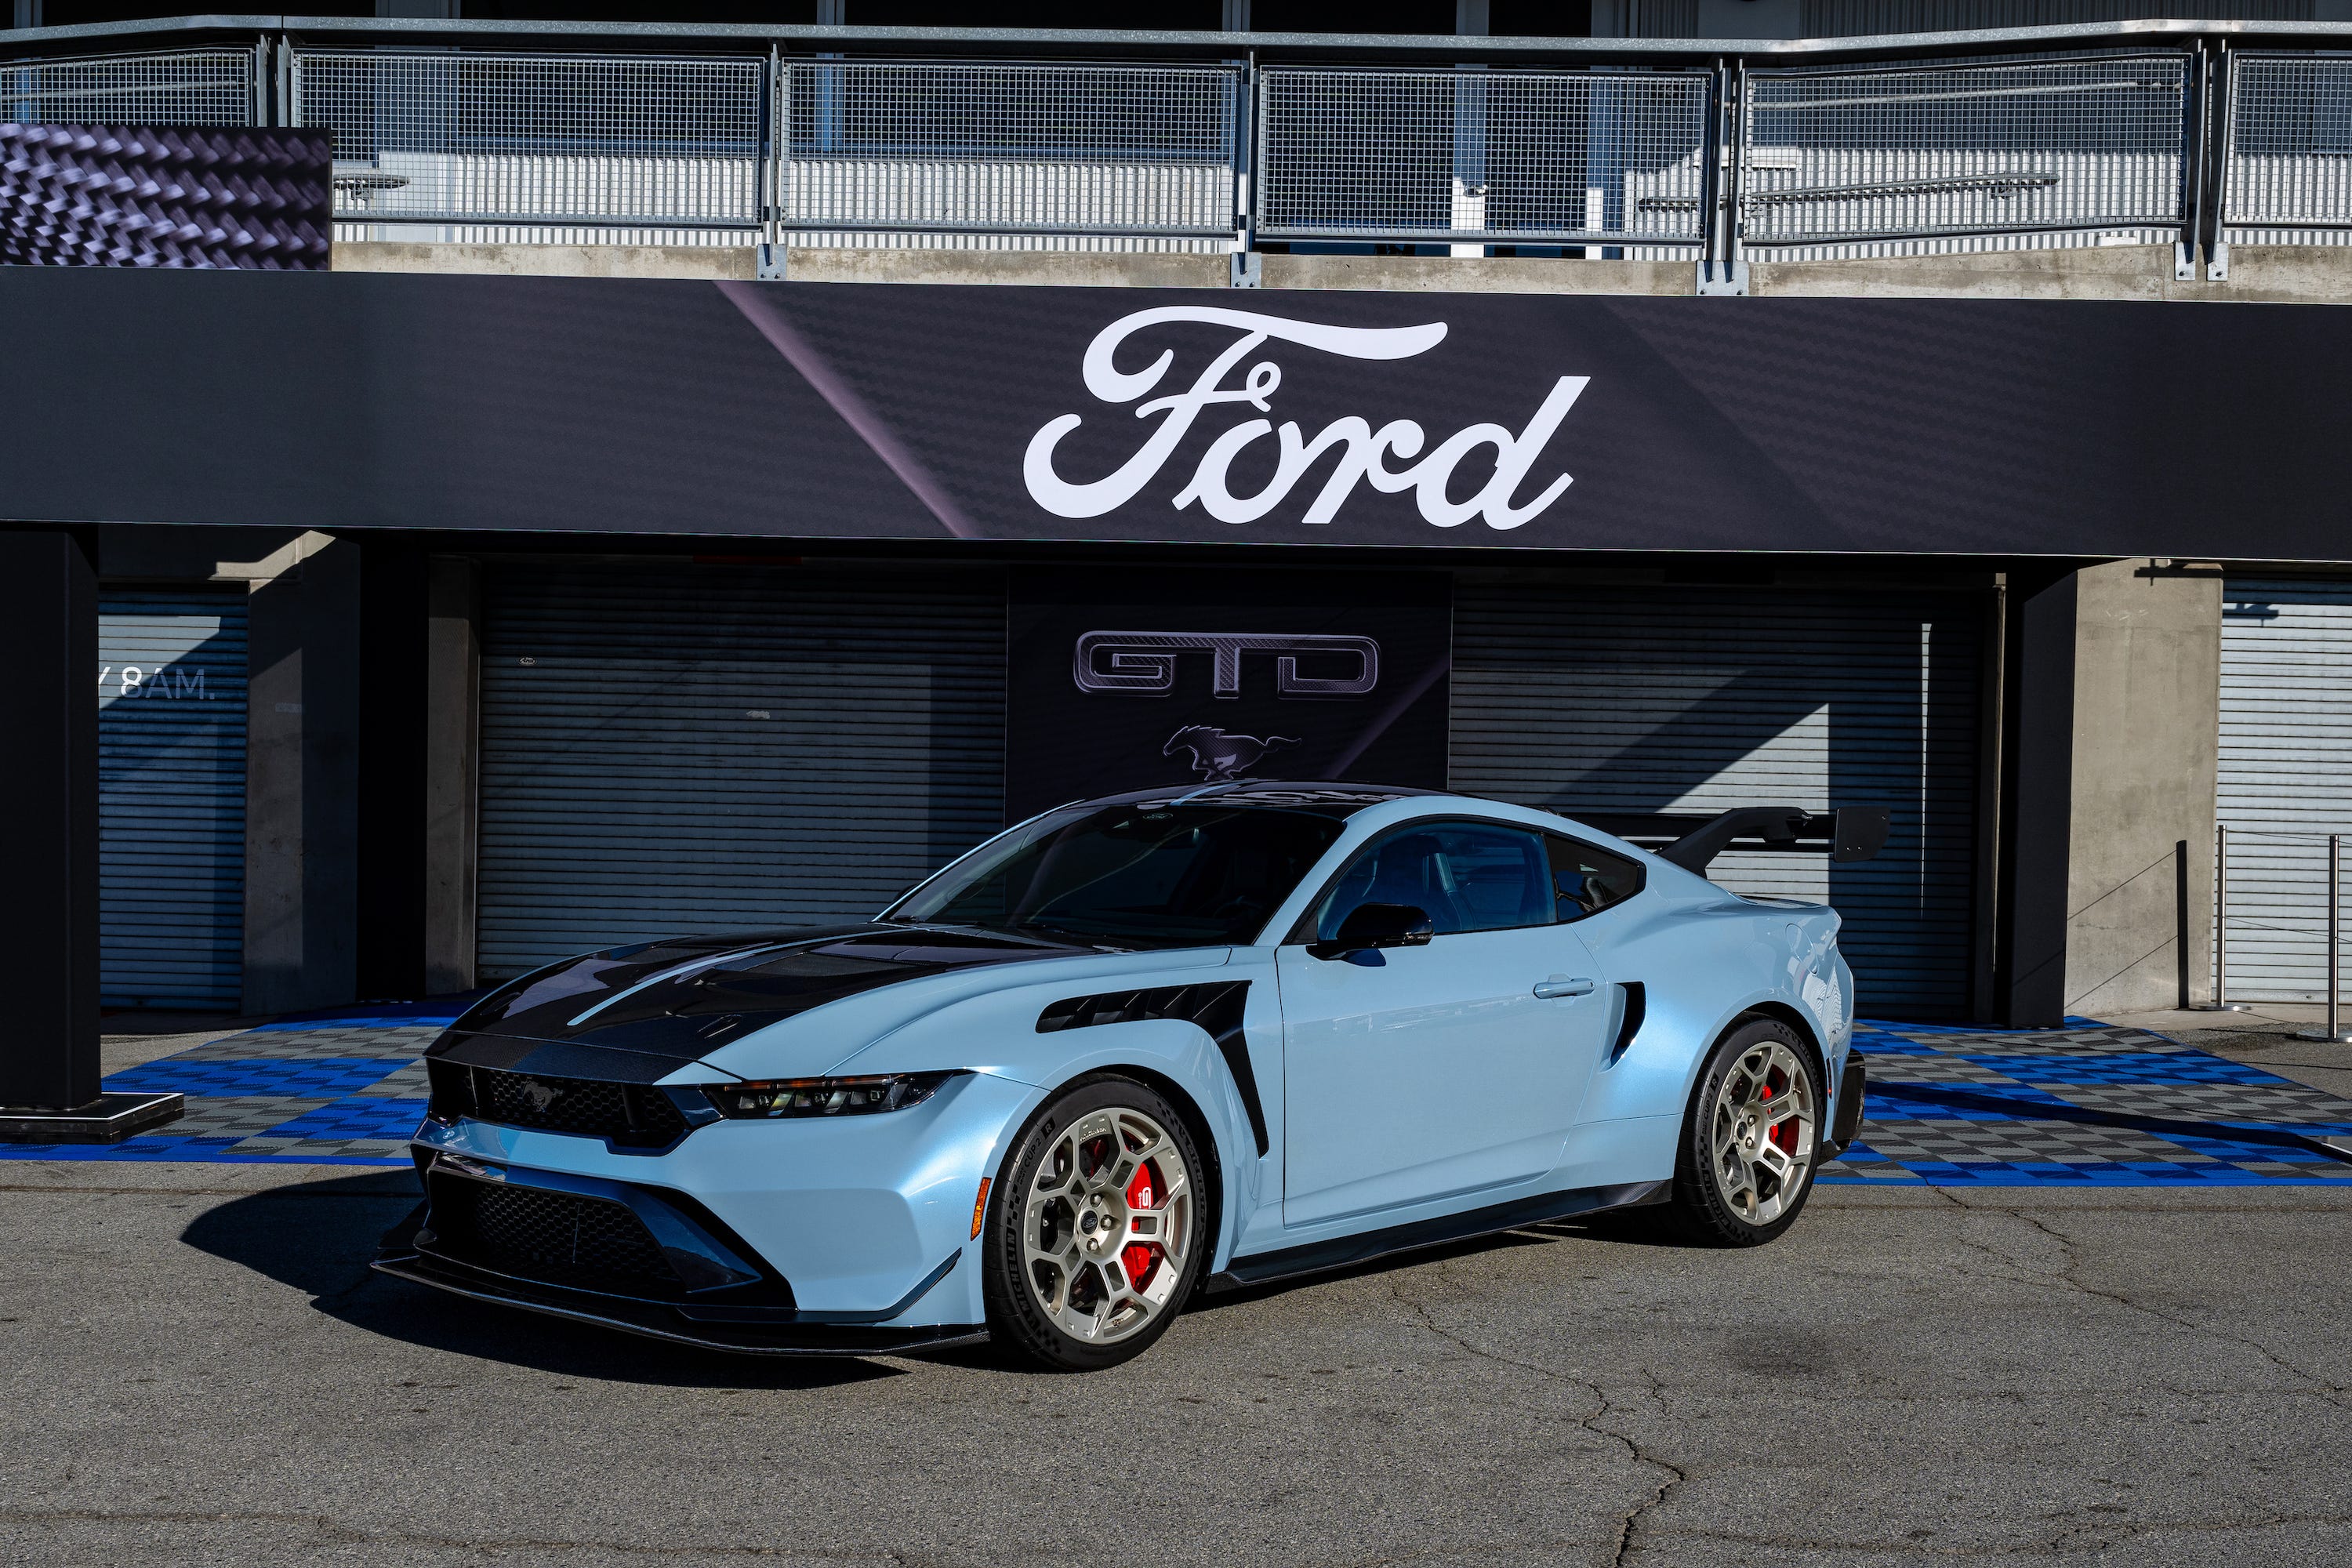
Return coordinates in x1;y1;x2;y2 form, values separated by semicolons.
1573;883;1845;1127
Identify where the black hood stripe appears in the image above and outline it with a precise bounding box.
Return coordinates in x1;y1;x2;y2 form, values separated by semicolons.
440;924;1094;1069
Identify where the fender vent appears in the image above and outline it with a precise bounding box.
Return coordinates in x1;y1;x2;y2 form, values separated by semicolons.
1036;980;1268;1158
1607;982;1646;1065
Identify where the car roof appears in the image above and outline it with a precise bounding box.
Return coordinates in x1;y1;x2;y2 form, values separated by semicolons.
1071;780;1450;818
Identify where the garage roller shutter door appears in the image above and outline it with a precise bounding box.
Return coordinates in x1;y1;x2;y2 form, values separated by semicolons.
477;564;1007;981
1451;584;1984;1018
2217;577;2352;1004
98;589;249;1011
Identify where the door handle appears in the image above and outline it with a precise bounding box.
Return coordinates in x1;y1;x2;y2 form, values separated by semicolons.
1534;976;1596;999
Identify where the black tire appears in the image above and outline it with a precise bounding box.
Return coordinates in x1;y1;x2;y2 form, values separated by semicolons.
981;1075;1210;1371
1661;1016;1824;1247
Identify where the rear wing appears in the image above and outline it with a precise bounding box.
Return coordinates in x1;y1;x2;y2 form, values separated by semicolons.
1575;807;1892;877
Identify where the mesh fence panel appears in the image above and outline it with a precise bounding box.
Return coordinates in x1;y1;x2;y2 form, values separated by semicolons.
292;51;764;232
2225;53;2352;240
1740;53;2189;248
1257;67;1711;245
0;48;254;127
782;61;1238;237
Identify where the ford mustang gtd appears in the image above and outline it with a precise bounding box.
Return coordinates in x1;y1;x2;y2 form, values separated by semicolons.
377;783;1883;1370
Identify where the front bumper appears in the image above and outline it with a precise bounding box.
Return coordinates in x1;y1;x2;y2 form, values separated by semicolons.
391;1067;1042;1346
374;1157;987;1356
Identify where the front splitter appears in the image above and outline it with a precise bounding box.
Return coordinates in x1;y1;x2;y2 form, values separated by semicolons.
373;1250;987;1359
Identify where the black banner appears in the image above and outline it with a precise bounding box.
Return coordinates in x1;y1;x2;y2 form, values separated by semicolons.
2;267;2350;560
1004;568;1450;821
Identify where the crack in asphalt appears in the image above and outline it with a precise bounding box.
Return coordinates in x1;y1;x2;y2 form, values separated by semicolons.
1383;1262;1687;1568
1932;1196;2352;1407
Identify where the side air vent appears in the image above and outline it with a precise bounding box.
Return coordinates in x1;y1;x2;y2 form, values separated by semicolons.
1036;980;1268;1157
1607;982;1646;1066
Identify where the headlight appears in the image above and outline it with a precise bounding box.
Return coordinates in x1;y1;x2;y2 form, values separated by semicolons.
705;1072;957;1120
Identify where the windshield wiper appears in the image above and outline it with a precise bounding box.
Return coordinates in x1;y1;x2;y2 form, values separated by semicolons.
1007;919;1136;951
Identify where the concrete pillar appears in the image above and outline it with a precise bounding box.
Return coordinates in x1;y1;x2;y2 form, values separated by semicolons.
423;557;480;996
2061;560;2222;1016
1996;559;2224;1025
239;532;363;1015
358;539;431;1000
1998;569;2078;1027
0;530;98;1110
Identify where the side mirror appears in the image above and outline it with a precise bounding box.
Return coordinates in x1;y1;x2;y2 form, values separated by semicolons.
1308;902;1435;961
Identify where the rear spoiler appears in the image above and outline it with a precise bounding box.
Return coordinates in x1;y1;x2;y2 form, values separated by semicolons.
1575;807;1892;877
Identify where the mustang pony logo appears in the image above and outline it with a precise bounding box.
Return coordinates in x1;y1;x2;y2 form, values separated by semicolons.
1165;725;1298;782
1023;305;1588;532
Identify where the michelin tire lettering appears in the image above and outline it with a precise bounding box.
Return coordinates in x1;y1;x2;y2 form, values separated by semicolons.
1022;305;1588;532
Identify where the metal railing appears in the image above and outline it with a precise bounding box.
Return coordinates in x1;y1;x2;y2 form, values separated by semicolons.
782;60;1240;241
0;45;260;128
2211;822;2352;1016
4;22;2352;270
292;50;766;241
1736;52;2194;255
1255;66;1713;249
2221;50;2352;245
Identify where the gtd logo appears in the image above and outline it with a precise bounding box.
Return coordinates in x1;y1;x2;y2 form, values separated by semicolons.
1073;631;1378;699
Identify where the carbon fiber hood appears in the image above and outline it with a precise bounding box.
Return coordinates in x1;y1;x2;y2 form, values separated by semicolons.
432;924;1093;1072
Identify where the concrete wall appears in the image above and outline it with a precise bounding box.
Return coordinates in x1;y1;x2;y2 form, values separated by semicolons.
335;240;2352;304
2062;561;2223;1016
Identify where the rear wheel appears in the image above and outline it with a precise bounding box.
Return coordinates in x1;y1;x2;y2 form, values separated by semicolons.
1663;1017;1821;1247
982;1076;1207;1370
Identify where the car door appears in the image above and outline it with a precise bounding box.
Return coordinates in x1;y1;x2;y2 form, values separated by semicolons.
1276;819;1615;1229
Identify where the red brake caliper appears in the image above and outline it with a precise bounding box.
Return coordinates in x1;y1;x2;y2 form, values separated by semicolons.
1121;1160;1163;1290
1762;1080;1801;1154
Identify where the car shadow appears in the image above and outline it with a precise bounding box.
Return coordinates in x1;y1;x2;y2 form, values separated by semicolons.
178;1172;905;1389
1182;1208;1707;1316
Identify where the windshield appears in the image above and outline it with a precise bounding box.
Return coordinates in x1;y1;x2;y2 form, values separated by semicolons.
885;804;1346;948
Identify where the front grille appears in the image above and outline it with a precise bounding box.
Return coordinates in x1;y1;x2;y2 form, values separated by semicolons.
426;1176;680;1290
427;1060;691;1148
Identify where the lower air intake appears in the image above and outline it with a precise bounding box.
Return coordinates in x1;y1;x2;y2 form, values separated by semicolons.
426;1176;679;1291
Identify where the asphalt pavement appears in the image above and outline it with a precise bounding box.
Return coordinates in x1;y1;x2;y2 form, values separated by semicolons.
4;1156;2350;1567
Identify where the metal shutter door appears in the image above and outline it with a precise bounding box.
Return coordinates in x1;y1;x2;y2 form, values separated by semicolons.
97;589;249;1011
2217;577;2352;1003
477;564;1007;980
1451;583;1983;1018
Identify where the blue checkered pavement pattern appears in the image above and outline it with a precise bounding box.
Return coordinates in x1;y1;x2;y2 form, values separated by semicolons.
5;1013;2350;1184
0;1018;450;1166
1822;1019;2352;1188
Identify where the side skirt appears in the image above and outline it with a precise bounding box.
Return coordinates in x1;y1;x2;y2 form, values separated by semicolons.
1203;1178;1673;1294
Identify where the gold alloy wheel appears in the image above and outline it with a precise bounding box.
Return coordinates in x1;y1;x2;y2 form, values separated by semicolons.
1021;1105;1194;1345
1707;1037;1817;1225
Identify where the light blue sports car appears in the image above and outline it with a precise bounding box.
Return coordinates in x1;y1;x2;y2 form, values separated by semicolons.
377;782;1881;1370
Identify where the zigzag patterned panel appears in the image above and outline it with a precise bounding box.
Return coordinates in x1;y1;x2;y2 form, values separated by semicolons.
0;124;330;269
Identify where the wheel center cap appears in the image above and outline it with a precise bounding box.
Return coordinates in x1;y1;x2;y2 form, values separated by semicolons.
1080;1210;1099;1235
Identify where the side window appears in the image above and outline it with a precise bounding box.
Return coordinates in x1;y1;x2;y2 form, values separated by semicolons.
1545;834;1645;920
1310;822;1556;939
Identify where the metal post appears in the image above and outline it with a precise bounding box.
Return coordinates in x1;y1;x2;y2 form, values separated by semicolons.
2174;40;2206;281
2206;40;2235;281
2296;833;2352;1043
2194;821;2249;1010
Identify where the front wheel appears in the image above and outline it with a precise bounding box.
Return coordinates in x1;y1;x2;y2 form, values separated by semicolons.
981;1076;1208;1370
1661;1017;1823;1247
